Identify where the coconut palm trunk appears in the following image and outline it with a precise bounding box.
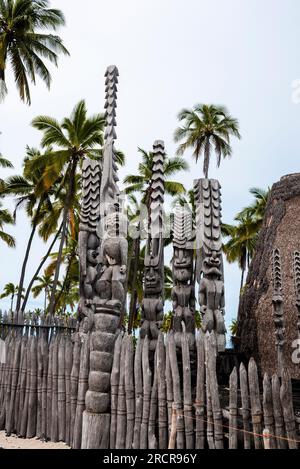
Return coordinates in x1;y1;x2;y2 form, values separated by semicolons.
21;222;63;312
48;160;77;316
15;200;43;312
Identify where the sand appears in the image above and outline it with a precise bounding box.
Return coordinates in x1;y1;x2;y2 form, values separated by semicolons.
0;431;70;449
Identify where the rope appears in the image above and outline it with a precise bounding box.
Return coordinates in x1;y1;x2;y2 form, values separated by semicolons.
174;411;300;445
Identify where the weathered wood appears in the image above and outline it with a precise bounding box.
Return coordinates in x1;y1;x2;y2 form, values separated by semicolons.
181;330;194;449
206;333;223;449
168;332;185;449
6;328;22;435
41;329;49;441
248;357;263;449
36;331;43;438
15;333;27;435
157;333;168;449
46;335;54;440
262;373;277;449
81;413;110;449
125;335;135;449
73;331;90;449
64;332;73;446
165;336;173;441
51;333;59;442
110;333;122;449
148;350;158;449
70;332;81;445
280;370;298;449
133;337;143;449
115;335;127;449
58;333;66;442
168;404;177;449
140;336;152;449
239;362;251;449
195;331;205;449
26;334;38;438
263;429;271;449
229;367;238;449
271;374;287;449
20;335;31;438
204;334;215;449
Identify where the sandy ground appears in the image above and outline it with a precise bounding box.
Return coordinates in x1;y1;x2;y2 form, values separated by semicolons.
0;431;70;449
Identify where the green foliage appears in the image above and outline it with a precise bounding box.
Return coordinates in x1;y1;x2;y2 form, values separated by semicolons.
195;310;202;330
160;311;173;333
0;0;69;104
229;319;238;337
174;104;241;178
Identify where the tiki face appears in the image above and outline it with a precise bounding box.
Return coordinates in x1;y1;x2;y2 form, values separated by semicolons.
144;265;163;295
202;248;222;277
172;247;193;283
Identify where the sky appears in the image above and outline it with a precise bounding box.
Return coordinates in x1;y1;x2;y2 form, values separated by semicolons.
1;0;300;332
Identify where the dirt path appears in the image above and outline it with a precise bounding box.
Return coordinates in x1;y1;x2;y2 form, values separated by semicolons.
0;431;70;449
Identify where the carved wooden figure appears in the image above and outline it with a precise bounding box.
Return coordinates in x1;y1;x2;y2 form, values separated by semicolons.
194;179;226;352
140;141;165;351
271;248;285;377
171;204;195;348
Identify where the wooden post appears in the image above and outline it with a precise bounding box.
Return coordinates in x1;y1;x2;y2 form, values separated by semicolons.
125;335;135;449
133;337;143;449
248;358;263;449
239;362;251;449
195;331;205;449
271;374;287;449
70;332;81;445
165;336;173;441
140;336;151;449
206;333;223;449
181;329;194;449
157;333;168;449
262;373;277;449
64;330;73;446
168;404;177;449
115;335;127;449
26;334;38;438
58;332;66;442
148;350;158;449
110;334;122;449
280;370;298;449
263;429;271;449
168;332;185;449
73;330;90;449
229;367;238;449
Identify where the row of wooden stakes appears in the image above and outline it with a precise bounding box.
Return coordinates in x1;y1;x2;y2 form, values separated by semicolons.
0;313;299;449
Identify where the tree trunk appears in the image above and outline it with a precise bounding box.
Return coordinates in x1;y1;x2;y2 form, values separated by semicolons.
10;293;14;312
128;236;140;334
21;222;63;312
15;202;43;312
48;161;77;317
240;268;245;293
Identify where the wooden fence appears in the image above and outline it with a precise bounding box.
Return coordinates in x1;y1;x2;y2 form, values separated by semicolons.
0;312;299;449
110;331;300;449
0;310;90;448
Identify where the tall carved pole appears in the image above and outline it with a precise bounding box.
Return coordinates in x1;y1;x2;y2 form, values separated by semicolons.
194;179;226;352
171;204;195;349
81;65;128;449
271;248;285;377
293;251;300;341
140;141;165;352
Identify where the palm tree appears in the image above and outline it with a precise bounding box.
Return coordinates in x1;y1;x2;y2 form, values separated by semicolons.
0;282;24;310
223;186;269;293
4;146;54;312
30;100;105;315
236;187;270;226
223;214;259;292
0;153;13;187
174;104;241;178
0;0;69;104
32;273;53;310
0;200;15;247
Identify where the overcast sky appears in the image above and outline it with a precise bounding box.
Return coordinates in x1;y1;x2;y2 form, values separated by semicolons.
1;0;300;331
